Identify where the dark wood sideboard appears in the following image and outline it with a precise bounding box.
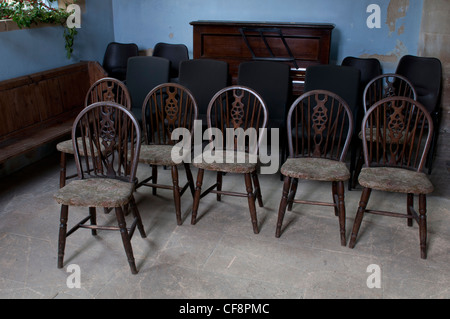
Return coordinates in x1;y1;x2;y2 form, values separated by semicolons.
190;20;334;96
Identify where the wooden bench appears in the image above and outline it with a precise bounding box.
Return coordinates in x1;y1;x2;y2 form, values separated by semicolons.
0;61;107;170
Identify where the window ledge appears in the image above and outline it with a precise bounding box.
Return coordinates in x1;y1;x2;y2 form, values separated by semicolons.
0;19;56;33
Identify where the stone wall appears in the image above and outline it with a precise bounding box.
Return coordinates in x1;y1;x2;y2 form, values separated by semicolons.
419;0;450;133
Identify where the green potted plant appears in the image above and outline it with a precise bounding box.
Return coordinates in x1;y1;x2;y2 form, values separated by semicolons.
0;0;78;59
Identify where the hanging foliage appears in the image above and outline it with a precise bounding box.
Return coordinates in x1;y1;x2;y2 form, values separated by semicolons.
0;0;78;59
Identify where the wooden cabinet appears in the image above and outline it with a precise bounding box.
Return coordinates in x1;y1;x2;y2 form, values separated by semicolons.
190;20;334;96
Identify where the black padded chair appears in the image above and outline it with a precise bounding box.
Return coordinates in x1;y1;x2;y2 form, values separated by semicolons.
237;61;291;168
341;57;382;190
152;42;189;82
126;56;170;123
179;59;229;127
102;42;139;81
304;65;361;190
395;55;443;174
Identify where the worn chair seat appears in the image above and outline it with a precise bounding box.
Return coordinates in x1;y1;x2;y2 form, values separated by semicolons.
54;178;134;207
281;157;350;181
138;144;189;166
359;167;434;194
56;137;105;156
193;151;258;173
358;127;410;144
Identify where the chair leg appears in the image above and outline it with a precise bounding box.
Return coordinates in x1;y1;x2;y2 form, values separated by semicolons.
171;165;182;225
349;187;372;249
191;168;204;225
244;173;259;234
337;181;346;246
152;165;158;195
407;193;414;227
216;171;222;202
419;194;427;259
287;178;298;211
115;206;138;274
129;195;147;238
351;149;364;190
89;207;97;236
275;176;291;238
348;141;357;191
332;181;338;216
59;152;67;189
251;171;264;207
58;204;69;269
184;163;195;197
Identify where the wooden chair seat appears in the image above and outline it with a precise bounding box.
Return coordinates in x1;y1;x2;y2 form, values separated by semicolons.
280;157;350;182
359;167;434;194
358;127;410;144
138;144;184;166
54;178;134;207
193;151;258;174
56;137;105;156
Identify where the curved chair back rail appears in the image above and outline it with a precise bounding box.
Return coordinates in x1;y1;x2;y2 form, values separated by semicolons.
286;89;354;162
206;85;268;155
142;82;198;145
72;101;141;181
85;77;132;109
57;77;133;188
363;73;417;112
361;96;434;172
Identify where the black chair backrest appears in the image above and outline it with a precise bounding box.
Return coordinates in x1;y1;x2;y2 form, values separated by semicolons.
152;42;189;80
342;56;382;91
126;56;170;123
237;61;291;126
102;42;139;81
179;59;228;120
304;65;360;131
395;55;442;114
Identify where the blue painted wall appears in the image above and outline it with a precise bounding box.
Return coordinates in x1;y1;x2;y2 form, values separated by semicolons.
0;0;115;82
0;0;424;81
112;0;424;73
